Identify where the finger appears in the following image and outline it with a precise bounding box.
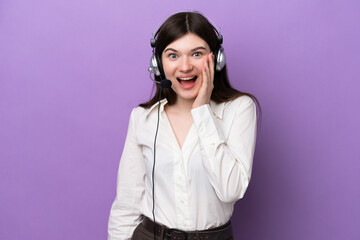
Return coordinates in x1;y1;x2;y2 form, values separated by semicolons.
209;53;215;84
205;56;211;85
203;58;210;81
202;64;208;88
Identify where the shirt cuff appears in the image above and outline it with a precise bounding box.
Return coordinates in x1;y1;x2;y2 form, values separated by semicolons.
191;104;225;147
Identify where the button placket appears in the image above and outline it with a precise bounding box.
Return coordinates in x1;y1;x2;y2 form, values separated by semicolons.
174;153;191;230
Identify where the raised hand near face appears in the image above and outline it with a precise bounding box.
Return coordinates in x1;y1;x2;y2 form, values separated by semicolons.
192;53;215;109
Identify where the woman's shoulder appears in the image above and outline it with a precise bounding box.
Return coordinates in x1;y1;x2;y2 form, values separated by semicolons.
221;95;258;124
129;105;148;120
225;95;256;111
129;101;163;121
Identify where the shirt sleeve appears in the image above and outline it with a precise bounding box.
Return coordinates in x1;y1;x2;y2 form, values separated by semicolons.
191;96;257;203
108;108;146;240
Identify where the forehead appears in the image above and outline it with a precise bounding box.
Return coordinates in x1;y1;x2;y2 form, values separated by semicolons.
164;33;210;51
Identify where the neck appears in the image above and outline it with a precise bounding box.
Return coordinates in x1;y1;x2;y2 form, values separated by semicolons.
172;97;194;113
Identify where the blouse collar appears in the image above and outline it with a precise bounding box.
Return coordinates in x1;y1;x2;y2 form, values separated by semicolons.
145;99;226;119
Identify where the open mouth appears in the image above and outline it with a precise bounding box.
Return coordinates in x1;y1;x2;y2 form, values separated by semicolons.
177;76;198;86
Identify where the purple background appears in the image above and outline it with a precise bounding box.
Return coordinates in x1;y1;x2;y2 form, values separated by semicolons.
1;0;359;239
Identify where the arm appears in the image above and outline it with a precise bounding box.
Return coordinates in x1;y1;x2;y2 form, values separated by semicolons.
191;96;257;203
108;108;145;240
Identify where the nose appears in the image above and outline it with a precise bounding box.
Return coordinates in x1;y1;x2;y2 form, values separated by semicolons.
179;57;193;72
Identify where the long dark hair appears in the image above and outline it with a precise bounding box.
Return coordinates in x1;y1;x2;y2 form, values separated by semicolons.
140;12;261;121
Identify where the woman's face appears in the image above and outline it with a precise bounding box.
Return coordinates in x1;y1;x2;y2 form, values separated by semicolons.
161;33;211;102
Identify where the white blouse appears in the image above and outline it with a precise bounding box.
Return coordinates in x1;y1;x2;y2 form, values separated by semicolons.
108;95;257;240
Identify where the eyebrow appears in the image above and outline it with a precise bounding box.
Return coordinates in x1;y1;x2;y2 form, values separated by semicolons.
191;46;208;52
163;46;208;53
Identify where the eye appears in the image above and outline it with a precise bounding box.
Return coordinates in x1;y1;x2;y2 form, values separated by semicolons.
168;53;178;59
193;52;202;57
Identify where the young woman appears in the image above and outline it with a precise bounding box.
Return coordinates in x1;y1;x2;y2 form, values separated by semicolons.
108;11;261;240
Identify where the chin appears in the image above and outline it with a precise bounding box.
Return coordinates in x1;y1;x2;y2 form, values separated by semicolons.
175;91;200;101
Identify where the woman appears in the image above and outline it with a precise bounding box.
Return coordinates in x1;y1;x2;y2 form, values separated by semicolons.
108;11;260;240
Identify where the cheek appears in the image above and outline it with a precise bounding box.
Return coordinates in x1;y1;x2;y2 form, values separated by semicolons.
163;65;174;79
197;70;204;84
162;58;175;69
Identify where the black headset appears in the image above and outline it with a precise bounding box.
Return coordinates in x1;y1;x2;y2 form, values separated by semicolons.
148;30;226;88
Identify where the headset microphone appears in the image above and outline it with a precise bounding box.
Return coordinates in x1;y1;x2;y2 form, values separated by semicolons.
160;79;172;88
147;65;172;88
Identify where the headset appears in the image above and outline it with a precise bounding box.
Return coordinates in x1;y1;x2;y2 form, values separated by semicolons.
148;29;226;88
148;26;226;240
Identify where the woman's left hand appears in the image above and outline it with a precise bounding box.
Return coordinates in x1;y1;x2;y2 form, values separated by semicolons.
192;53;215;109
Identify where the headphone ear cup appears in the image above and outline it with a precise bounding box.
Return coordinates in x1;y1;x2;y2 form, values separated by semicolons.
155;53;166;79
213;48;219;71
215;47;226;71
150;54;161;76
